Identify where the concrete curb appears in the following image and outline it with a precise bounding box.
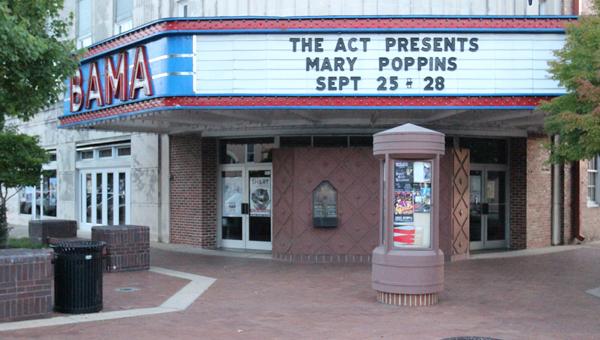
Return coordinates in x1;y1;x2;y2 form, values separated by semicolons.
0;267;216;332
151;242;273;260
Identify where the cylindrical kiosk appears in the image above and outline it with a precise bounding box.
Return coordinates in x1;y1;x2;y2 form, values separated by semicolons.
372;123;445;306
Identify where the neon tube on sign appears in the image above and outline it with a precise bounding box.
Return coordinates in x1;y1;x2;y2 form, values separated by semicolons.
70;46;153;112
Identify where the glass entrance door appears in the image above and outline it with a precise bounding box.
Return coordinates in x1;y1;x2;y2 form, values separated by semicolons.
220;164;272;251
469;166;508;250
80;169;130;231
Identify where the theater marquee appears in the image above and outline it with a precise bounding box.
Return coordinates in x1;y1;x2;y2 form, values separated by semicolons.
193;33;565;95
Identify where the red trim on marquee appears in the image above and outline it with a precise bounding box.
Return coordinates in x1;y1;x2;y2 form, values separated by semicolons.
59;96;554;126
82;17;574;59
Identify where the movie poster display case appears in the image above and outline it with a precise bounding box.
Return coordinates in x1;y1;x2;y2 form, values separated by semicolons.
371;124;445;306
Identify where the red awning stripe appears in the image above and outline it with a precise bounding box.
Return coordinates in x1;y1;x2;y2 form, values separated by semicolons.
59;95;554;126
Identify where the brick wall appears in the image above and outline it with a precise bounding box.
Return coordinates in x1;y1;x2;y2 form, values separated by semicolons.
509;138;527;250
169;135;217;248
92;225;150;272
0;249;53;322
579;160;600;240
272;147;379;263
525;135;552;248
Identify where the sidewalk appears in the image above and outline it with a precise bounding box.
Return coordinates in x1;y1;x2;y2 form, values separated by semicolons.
1;241;599;339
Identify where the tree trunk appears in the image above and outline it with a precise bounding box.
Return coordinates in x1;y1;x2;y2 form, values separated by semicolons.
0;198;7;248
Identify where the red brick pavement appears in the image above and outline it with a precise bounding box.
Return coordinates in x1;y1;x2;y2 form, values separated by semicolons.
3;244;600;339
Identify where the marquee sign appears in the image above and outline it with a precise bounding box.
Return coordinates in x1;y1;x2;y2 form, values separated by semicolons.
68;45;154;113
60;16;574;128
193;33;565;96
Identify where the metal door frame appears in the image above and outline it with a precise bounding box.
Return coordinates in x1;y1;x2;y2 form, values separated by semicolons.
218;163;273;251
470;164;510;250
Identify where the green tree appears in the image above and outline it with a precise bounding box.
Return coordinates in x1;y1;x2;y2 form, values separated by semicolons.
0;0;79;245
0;131;48;246
0;0;79;128
543;0;600;162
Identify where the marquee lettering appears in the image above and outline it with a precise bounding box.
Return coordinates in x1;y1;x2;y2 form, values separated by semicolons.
69;45;153;112
130;46;153;99
70;68;83;112
289;36;480;92
105;52;128;105
85;61;104;109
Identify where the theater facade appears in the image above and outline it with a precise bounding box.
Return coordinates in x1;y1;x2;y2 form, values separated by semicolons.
30;10;600;262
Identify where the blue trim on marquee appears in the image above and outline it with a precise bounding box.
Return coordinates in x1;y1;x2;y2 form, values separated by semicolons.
59;104;537;129
168;93;565;98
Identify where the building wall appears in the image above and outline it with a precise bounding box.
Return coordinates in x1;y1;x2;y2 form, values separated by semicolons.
580;0;596;14
272;147;379;263
174;0;574;17
5;103;164;242
579;161;600;240
525;135;552;248
66;0;578;48
510;138;527;250
169;135;217;247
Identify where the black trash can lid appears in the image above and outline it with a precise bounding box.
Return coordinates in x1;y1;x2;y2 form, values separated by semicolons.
50;240;106;253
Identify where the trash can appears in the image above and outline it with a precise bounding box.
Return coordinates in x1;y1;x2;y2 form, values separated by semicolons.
51;240;105;314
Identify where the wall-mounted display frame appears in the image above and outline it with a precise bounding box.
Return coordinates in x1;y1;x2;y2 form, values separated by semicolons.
312;181;338;228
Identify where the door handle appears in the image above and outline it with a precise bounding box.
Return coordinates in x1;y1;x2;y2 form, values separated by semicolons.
241;203;249;215
481;203;489;215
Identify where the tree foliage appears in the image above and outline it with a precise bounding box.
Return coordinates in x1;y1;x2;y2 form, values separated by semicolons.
0;0;79;127
0;0;77;245
0;130;48;245
543;0;600;162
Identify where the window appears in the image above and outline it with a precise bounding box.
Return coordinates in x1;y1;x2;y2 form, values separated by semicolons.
178;0;189;17
313;136;348;147
117;146;131;156
79;150;93;160
114;0;133;34
588;156;599;205
77;142;131;161
48;151;57;162
459;138;507;164
219;139;274;164
77;0;92;48
19;171;57;217
98;148;113;158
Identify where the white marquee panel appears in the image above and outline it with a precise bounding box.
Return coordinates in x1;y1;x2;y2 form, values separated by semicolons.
194;33;565;95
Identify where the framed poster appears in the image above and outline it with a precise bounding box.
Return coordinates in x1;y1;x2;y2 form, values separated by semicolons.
393;160;432;248
250;177;271;217
222;176;242;217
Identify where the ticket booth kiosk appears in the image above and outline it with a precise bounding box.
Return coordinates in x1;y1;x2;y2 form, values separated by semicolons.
372;124;445;306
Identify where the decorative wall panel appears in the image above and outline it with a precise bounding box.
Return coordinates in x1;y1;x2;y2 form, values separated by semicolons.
272;147;379;263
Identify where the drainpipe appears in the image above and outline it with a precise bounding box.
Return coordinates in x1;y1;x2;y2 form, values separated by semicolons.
552;135;561;246
571;161;586;242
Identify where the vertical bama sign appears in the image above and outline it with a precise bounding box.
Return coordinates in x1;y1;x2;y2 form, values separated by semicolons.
70;45;153;112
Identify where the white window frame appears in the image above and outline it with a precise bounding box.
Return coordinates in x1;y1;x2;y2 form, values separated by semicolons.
113;0;133;34
177;0;189;17
77;0;92;48
20;157;58;219
587;156;599;207
77;142;131;162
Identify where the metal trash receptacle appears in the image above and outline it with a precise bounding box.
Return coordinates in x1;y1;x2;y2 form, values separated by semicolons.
51;240;105;313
